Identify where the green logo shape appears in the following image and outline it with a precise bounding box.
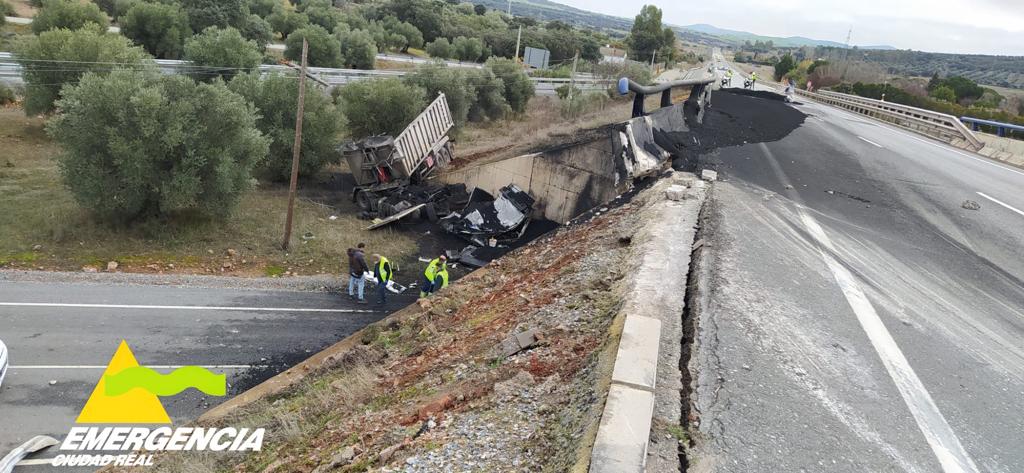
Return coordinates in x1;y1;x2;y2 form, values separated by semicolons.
104;366;226;397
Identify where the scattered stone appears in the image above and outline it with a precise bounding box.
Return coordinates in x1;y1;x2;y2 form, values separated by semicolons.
417;298;432;309
329;215;338;221
106;261;118;271
48;380;57;385
222;262;233;269
826;190;835;195
378;442;405;463
494;370;536;398
498;328;542;357
784;184;794;189
32;244;42;251
82;266;98;273
417;394;454;420
961;200;981;210
226;248;237;257
701;169;718;181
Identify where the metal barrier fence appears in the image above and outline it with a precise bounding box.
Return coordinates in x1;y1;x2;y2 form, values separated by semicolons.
793;88;984;150
960;116;1023;138
0;52;613;96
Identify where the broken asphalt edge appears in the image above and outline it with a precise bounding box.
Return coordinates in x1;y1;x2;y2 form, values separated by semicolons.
589;172;709;473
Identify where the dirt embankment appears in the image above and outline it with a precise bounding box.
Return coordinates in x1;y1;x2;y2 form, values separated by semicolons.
119;176;675;473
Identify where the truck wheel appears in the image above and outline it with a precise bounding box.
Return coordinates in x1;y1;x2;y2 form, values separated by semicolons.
356;191;373;211
424;203;438;223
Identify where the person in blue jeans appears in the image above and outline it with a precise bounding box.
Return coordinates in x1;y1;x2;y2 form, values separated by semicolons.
347;243;369;304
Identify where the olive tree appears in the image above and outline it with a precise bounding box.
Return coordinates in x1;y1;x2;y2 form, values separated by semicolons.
403;62;472;128
183;26;262;81
285;25;341;67
120;2;191;59
333;78;426;137
335;27;377;69
486;57;534;114
239;14;273;51
451;36;482;62
15;26;151;115
47;69;269;222
268;9;308;39
425;37;452;59
180;0;247;32
31;0;109;34
229;72;346;181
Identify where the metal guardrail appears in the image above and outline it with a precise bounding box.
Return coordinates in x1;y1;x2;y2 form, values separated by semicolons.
0;52;612;96
617;66;714;121
960;116;1023;137
793;88;984;150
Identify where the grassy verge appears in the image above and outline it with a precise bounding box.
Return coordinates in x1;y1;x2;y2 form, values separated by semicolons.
0;108;417;276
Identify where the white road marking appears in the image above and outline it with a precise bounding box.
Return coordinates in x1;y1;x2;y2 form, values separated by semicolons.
858;136;884;148
799;211;979;473
10;365;265;369
976;192;1024;217
0;302;374;313
758;142;979;473
15;459;55;466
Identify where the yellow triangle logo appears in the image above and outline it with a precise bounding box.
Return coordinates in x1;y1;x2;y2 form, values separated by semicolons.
76;340;171;424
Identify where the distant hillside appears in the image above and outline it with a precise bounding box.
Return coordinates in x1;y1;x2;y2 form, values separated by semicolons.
819;47;1024;89
681;23;894;50
473;0;631;34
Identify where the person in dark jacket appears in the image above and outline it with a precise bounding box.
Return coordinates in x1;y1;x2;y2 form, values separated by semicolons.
372;253;393;305
347;243;369;304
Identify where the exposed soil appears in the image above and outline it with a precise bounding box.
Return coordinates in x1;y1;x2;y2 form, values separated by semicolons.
118;175;683;473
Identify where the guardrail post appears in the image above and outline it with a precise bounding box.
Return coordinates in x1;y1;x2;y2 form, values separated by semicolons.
632;93;647;118
998;127;1006;137
660;89;672;108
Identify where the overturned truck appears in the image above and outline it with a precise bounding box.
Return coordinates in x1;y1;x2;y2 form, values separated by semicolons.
340;93;461;224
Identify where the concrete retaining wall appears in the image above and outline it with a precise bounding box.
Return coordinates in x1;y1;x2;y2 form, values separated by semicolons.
977;133;1024;168
441;135;622;224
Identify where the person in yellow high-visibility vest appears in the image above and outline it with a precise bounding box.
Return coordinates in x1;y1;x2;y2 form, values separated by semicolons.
420;254;447;298
372;254;393;305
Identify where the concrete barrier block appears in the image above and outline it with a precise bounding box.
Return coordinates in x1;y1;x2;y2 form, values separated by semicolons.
590;384;655;473
664;185;688;201
611;315;662;391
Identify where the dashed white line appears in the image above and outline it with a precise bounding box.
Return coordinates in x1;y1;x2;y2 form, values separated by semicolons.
976;192;1024;217
15;459;54;466
0;302;374;313
858;136;884;148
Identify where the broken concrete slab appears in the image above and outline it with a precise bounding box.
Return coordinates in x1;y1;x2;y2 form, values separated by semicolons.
701;169;718;181
589;384;655;473
497;328;542;357
610;315;662;391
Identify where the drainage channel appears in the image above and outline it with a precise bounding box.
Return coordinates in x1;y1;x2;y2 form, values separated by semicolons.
678;190;714;470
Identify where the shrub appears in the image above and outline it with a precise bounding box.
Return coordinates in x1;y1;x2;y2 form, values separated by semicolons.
464;67;509;122
238;14;273;51
285;25;341;68
31;0;109;34
333;78;426;137
301;0;343;32
425;37;452;59
403;62;472;128
47;69;269;223
15;26;151;116
1;0;12;20
180;0;247;33
451;36;482;62
0;83;15;105
485;57;534;114
268;9;308;39
335;28;377;69
247;0;278;18
560;91;608;119
121;2;191;59
183;26;262;81
774;53;796;81
930;85;956;103
229;72;346;181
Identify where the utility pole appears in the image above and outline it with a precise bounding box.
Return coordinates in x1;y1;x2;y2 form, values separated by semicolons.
514;25;522;63
506;0;512;16
281;38;308;251
568;50;579;101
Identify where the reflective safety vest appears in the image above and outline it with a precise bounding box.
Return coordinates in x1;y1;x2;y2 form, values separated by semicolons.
424;258;445;280
434;267;449;289
376;256;392;283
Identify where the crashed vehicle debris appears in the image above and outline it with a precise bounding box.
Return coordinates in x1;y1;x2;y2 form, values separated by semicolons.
440;184;535;256
340;93;466;228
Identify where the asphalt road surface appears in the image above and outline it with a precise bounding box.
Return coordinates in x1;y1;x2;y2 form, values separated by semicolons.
690;83;1024;472
0;279;416;468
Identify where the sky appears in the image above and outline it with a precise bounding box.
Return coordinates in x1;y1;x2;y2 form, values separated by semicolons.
551;0;1024;56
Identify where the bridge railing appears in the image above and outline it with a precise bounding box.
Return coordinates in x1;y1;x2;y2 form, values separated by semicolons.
960;116;1023;138
617;66;714;121
793;88;984;150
